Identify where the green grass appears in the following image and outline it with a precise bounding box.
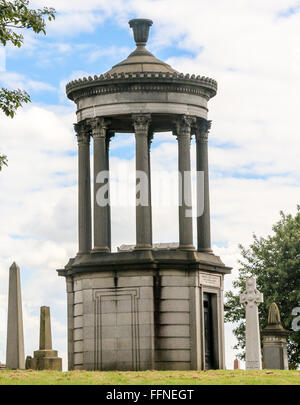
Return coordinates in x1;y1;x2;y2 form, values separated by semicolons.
0;370;300;385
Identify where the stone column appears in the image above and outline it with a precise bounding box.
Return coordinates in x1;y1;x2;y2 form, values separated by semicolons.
6;262;25;369
90;117;111;252
106;130;115;252
174;115;196;250
75;121;92;255
66;277;74;370
148;130;154;246
26;306;62;371
195;119;212;252
39;306;52;350
133;113;152;250
240;277;263;370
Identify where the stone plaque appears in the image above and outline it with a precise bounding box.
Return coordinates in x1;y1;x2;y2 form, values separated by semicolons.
199;273;221;288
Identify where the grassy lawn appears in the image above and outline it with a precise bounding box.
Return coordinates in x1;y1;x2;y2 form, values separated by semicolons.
0;369;300;385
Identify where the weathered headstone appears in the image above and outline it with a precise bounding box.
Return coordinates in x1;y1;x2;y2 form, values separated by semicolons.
240;277;263;370
262;302;289;370
6;262;25;369
26;306;62;371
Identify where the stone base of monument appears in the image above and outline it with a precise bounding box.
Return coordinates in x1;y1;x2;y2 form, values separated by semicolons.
26;350;62;371
262;303;289;370
26;306;62;371
26;355;62;371
58;248;231;371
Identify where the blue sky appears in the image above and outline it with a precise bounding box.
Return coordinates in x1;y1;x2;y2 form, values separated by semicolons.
1;0;300;370
5;16;195;106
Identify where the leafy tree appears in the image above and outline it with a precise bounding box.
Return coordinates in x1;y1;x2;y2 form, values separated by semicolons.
0;153;7;170
0;0;55;170
225;207;300;369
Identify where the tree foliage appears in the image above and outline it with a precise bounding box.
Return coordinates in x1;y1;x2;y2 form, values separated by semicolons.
0;87;30;117
0;0;55;48
0;1;55;170
0;153;7;170
0;0;55;116
225;207;300;369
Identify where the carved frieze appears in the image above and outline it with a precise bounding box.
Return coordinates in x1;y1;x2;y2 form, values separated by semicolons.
68;80;216;103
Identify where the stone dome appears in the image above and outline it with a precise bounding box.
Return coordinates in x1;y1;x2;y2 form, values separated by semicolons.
66;18;218;124
106;18;178;75
106;47;178;75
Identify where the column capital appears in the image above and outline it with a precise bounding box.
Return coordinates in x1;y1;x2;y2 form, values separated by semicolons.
89;117;111;139
173;114;196;138
132;113;151;134
74;120;91;145
195;119;212;142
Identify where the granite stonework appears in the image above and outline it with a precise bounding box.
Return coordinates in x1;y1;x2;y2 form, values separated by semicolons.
262;303;289;370
6;262;25;370
240;277;263;370
59;250;230;371
26;306;62;371
58;18;231;371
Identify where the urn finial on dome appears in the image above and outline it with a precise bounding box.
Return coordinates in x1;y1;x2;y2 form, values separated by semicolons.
129;18;153;47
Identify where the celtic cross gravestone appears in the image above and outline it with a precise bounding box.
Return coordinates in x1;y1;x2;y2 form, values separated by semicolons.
240;277;263;370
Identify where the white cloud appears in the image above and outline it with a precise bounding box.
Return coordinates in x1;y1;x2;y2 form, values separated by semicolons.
46;11;105;37
0;71;56;93
88;46;130;63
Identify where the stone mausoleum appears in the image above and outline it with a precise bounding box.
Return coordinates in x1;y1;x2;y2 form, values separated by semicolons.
58;19;231;371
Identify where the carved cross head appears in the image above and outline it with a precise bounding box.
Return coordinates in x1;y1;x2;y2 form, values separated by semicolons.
240;277;263;308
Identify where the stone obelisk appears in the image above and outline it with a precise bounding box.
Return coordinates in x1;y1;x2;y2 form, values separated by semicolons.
240;277;263;370
26;306;62;371
6;262;25;369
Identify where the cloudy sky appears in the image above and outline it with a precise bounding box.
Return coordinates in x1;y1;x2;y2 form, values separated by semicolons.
1;0;300;371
